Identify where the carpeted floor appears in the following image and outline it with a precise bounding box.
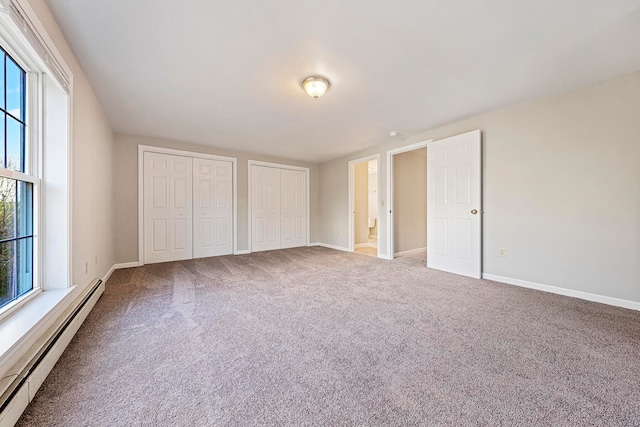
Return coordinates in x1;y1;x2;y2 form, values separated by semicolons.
16;247;640;426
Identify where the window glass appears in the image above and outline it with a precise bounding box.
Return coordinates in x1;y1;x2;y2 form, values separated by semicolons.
6;56;24;122
6;116;24;171
0;48;32;311
0;56;4;111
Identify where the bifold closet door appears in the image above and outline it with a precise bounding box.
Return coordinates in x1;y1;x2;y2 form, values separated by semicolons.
251;165;281;252
193;159;233;258
144;152;193;264
280;169;306;249
251;164;307;252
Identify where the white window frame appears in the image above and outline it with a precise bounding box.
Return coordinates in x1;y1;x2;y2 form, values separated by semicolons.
0;0;73;322
0;41;42;320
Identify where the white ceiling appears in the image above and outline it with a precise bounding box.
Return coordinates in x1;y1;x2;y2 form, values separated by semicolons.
45;0;640;163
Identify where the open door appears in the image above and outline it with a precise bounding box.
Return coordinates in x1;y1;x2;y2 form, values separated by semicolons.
427;130;481;278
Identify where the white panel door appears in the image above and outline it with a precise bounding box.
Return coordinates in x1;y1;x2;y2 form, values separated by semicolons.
252;165;281;252
193;158;215;258
193;159;233;258
213;160;233;255
144;152;193;264
427;130;481;278
280;169;307;249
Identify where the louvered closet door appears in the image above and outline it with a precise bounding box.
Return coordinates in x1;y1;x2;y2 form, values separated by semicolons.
193;158;233;258
144;152;193;264
251;165;281;252
281;169;306;249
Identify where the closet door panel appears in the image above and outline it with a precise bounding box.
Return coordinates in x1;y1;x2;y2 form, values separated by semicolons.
144;152;192;263
169;156;193;260
252;165;281;252
280;169;307;249
213;160;233;255
193;158;215;258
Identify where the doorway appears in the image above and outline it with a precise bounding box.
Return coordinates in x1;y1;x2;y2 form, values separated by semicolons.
387;140;431;259
348;155;380;257
386;130;482;278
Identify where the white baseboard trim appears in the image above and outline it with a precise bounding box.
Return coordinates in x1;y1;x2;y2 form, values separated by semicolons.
0;280;104;425
482;273;640;312
234;250;250;255
394;247;427;257
313;242;350;252
116;262;141;269
102;265;116;284
103;262;142;284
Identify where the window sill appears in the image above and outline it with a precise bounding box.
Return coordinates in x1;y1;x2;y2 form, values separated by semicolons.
0;287;73;383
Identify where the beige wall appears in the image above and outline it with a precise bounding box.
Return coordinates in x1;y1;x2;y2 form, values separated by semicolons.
114;133;320;263
29;0;115;287
320;71;640;303
394;149;427;254
354;162;369;245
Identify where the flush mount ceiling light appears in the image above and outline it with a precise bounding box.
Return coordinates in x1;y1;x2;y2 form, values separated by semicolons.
302;76;330;99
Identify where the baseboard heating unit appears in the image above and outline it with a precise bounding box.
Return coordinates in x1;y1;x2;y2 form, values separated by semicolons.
0;279;104;426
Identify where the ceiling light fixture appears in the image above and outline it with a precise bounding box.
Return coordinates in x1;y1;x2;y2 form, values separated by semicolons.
302;76;330;99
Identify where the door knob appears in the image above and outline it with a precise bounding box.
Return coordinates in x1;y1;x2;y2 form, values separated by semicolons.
471;209;478;215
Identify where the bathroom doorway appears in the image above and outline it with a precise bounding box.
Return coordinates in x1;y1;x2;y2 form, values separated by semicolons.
348;155;380;257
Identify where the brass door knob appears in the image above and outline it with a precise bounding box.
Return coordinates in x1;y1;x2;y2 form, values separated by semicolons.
471;209;478;214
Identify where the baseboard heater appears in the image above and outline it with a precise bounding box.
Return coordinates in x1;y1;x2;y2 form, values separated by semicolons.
0;279;105;426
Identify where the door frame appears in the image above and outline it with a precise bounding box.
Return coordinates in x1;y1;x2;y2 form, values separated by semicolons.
247;160;310;253
138;144;238;265
386;140;432;259
347;154;381;256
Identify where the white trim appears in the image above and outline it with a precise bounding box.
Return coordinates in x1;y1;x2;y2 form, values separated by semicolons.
137;146;144;265
102;262;142;284
482;274;640;312
347;154;380;257
137;144;238;265
137;144;236;163
0;0;73;92
234;249;250;255
314;242;350;252
114;262;141;269
0;166;36;183
386;139;431;260
394;247;427;257
102;265;116;285
247;159;309;172
0;287;73;382
354;243;370;249
0;280;103;425
247;160;310;253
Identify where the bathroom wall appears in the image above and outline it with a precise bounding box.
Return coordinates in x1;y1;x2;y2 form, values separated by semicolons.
368;165;378;237
354;162;369;245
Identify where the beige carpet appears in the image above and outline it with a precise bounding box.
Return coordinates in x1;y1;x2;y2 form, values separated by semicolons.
16;247;640;426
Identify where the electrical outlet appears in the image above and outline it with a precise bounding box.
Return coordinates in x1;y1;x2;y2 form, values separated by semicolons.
94;255;98;265
85;261;88;274
499;248;507;257
337;231;340;237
